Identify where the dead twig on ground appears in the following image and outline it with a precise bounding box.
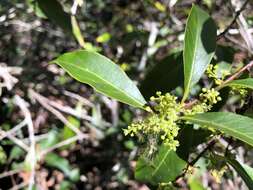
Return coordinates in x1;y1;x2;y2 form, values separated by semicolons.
0;129;29;151
14;95;36;190
39;134;88;157
0;119;26;141
217;0;249;40
29;89;85;139
63;90;94;107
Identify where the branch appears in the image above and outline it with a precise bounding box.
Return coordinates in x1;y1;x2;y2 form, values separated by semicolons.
29;89;84;139
184;60;253;108
14;95;36;190
173;139;216;183
39;134;88;157
63;90;94;107
0;129;29;151
217;0;249;40
9;182;28;190
0;119;26;141
217;60;253;90
0;169;22;179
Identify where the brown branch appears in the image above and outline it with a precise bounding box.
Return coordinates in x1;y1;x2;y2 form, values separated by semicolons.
217;60;253;90
217;0;249;40
173;139;216;183
184;60;253;108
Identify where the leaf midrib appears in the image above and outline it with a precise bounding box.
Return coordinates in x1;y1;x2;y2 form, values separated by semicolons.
182;116;253;146
151;149;170;178
228;83;253;89
187;13;200;92
226;79;253;89
55;60;144;107
183;7;200;100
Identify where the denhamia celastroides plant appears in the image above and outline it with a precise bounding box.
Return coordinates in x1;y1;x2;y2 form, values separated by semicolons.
51;4;253;189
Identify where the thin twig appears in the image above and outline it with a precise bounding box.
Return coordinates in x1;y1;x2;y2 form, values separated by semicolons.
63;90;94;107
9;182;28;190
0;169;22;179
217;0;250;40
48;100;93;122
29;89;84;138
189;139;216;166
39;134;88;157
225;35;253;55
184;60;253;108
0;129;29;151
217;60;253;90
14;95;36;190
0;119;26;141
237;14;253;51
173;139;216;183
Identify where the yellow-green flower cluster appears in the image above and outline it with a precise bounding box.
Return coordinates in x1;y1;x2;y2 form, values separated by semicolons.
200;88;222;104
124;92;182;150
211;166;227;184
206;64;230;85
230;86;248;98
184;88;221;115
124;88;221;151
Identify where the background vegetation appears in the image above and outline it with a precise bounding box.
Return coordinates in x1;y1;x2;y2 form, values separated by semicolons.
0;0;253;189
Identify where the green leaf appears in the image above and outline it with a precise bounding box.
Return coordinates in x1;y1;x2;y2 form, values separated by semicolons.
45;153;80;181
9;147;25;160
96;32;111;43
214;153;253;189
135;145;186;185
36;0;85;47
52;50;146;108
215;45;235;63
182;5;216;101
140;51;183;99
38;130;60;150
182;112;253;147
226;157;253;189
61;116;80;149
177;125;211;160
37;0;72;33
27;0;47;18
189;178;206;190
0;146;7;165
225;78;253;90
242;163;253;179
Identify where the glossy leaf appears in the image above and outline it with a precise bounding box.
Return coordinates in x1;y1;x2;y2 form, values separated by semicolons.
52;50;146;108
177;125;211;160
226;157;253;189
182;5;216;101
214;153;253;189
140;51;183;99
182;112;253;147
225;78;253;90
135;145;186;185
215;45;236;63
36;0;85;47
242;163;253;179
37;0;72;33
